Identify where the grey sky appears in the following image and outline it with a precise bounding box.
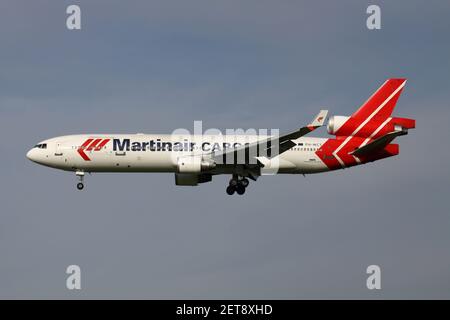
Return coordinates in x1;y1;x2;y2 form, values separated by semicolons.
1;0;450;298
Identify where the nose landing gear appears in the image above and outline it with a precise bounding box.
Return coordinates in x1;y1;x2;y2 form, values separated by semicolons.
76;170;85;191
226;175;249;195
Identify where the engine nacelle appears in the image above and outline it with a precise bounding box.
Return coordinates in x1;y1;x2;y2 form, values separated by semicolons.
327;115;415;138
177;156;216;173
327;116;350;135
175;173;212;186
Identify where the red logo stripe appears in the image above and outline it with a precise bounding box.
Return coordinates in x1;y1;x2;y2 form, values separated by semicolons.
86;138;103;151
77;139;94;161
95;139;110;151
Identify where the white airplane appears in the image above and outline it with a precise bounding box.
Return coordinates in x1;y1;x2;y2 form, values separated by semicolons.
27;79;415;195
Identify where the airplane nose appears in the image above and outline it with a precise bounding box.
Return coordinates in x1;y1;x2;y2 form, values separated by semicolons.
26;148;37;162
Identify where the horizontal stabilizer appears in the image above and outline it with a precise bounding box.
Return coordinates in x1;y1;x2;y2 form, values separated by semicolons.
350;130;407;157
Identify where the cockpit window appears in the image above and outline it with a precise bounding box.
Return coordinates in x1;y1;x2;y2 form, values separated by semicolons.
34;143;47;149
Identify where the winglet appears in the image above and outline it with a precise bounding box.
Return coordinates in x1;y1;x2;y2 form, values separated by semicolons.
307;110;328;130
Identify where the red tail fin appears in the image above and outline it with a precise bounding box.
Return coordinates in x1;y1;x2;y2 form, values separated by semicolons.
317;79;412;170
334;78;408;137
351;78;407;121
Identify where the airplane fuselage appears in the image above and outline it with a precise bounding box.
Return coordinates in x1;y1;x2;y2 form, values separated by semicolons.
26;134;331;174
26;79;414;194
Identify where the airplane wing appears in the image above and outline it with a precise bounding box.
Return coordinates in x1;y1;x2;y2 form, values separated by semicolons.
350;129;408;157
209;110;328;165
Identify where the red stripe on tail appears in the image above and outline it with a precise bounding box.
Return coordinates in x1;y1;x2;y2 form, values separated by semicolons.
350;78;406;121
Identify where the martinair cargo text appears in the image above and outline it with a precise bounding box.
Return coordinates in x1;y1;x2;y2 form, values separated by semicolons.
27;79;415;195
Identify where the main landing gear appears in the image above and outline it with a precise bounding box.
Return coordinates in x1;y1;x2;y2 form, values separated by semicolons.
76;170;85;191
226;174;249;195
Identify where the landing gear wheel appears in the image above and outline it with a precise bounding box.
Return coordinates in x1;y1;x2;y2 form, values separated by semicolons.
75;170;85;191
226;186;235;195
229;179;238;187
240;178;249;187
236;185;245;195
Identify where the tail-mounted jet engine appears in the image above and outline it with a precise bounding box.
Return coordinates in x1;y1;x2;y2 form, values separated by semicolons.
327;116;350;135
327;115;415;138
